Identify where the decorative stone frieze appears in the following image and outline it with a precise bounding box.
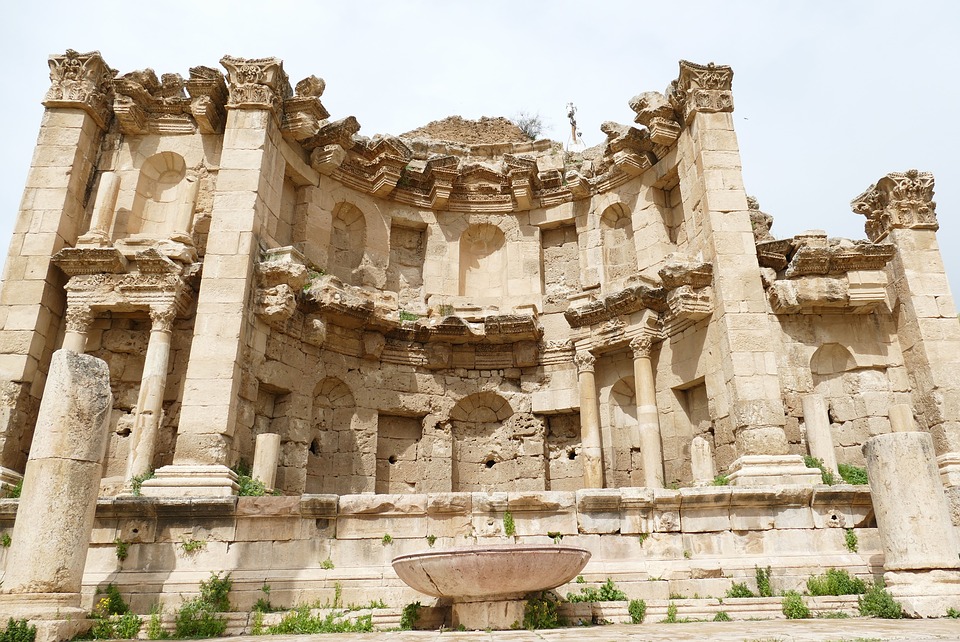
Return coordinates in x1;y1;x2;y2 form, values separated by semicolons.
113;69;194;135
564;284;665;329
282;75;330;141
220;55;291;120
601;121;657;177
658;256;714;335
667;60;734;123
185;65;229;134
43;49;117;129
51;247;128;276
852;169;938;242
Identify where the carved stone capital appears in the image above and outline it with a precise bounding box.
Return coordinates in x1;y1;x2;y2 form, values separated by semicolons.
43;49;117;129
220;56;291;120
186;66;229;134
574;350;596;374
852;169;937;242
149;306;177;333
630;335;654;359
65;305;94;333
282;75;331;141
667;60;734;123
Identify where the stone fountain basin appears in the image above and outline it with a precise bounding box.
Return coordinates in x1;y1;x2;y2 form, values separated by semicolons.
392;545;591;601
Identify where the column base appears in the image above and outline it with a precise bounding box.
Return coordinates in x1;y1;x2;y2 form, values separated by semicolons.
884;569;960;618
452;599;526;630
139;464;238;497
0;594;89;642
726;455;822;486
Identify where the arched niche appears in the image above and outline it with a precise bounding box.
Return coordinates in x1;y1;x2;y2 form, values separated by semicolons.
306;377;356;494
607;376;641;487
459;224;506;298
449;391;515;492
128;152;189;237
600;203;638;286
328;202;366;285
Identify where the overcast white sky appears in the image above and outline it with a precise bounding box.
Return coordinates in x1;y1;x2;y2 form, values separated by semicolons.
2;1;959;305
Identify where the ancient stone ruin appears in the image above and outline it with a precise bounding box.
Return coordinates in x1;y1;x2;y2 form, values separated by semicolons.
0;50;958;634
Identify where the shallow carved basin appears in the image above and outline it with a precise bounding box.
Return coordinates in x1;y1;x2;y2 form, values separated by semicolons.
392;545;591;601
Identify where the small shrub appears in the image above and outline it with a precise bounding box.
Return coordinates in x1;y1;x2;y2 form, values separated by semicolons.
398;310;420;322
725;582;754;598
946;607;960;618
173;598;226;639
638;533;649;546
712;474;730;486
114;613;143;639
755;566;773;598
250;611;264;636
512;112;544;141
130;471;154;497
180;538;206;554
503;511;516;537
381;534;393;545
101;584;130;615
803;455;835;485
806;568;867;596
114;538;129;561
816;610;850;618
0;619;35;642
0;534;10;548
713;610;731;622
522;593;563;629
252;583;276;614
320;558;335;570
366;598;387;609
332;582;343;609
845;528;859;552
628;599;646;624
858;581;903;619
399;601;421;630
838;463;868;485
566;578;627;602
146;606;167;640
6;479;23;499
232;462;269;496
425;534;437;547
267;606;372;634
683;550;691;559
782;591;810;619
547;531;563;544
662;602;678;623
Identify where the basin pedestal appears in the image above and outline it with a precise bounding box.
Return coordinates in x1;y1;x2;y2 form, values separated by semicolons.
453;598;527;630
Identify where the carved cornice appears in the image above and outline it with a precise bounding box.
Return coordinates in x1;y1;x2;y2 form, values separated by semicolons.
852;169;937;242
658;256;713;290
628;91;681;145
43;49;117;129
220;56;291;120
667;60;734;124
112;69;195;135
282;75;330;141
52;247;128;276
186;66;229;134
564;284;666;329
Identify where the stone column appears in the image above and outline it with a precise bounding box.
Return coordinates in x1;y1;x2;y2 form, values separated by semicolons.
0;350;112;638
0;50;114;482
670;60;819;486
144;56;290;497
853;170;960;521
630;336;664;488
863;432;960;617
252;432;280;490
172;175;200;242
888;404;916;432
690;435;716;485
77;171;120;246
125;305;175;481
801;394;839;477
61;304;93;354
575;350;604;488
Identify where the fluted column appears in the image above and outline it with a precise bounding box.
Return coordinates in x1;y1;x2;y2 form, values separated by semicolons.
575;350;604;488
125;306;175;480
62;304;93;354
630;336;664;488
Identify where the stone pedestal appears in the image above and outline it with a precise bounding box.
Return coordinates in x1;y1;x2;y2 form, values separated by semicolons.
139;464;239;497
252;433;281;490
0;350;112;638
726;455;822;486
863;432;960;617
452;598;526;630
801;394;839;476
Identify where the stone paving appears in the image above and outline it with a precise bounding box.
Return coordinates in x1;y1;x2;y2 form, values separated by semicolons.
217;618;960;641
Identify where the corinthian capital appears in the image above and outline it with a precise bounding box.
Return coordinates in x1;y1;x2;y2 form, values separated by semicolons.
667;60;734;123
220;56;291;121
43;49;117;129
149;306;177;333
574;350;596;374
851;169;937;242
65;304;94;333
630;335;654;359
